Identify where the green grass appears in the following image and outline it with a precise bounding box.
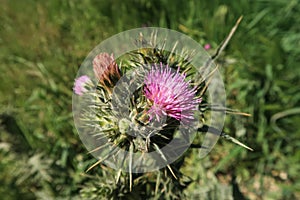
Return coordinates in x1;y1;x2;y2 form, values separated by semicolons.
0;0;299;199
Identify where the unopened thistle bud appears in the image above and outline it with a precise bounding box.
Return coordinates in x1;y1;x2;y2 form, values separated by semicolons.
93;53;121;93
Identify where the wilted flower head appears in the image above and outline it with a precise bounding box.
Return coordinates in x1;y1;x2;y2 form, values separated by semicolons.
93;53;121;91
73;75;92;95
144;63;201;123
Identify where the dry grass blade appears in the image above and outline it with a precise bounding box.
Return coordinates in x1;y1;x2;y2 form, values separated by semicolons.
198;125;253;151
195;17;243;93
155;172;161;195
153;143;178;179
206;16;243;67
88;143;110;154
221;133;254;151
167;165;177;180
271;107;300;133
203;104;251;117
129;142;134;191
86;146;118;172
196;64;220;95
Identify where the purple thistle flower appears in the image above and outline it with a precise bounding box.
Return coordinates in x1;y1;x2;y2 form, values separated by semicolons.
144;63;201;124
73;75;91;95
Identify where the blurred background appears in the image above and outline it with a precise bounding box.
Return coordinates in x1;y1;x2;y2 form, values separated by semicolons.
0;0;299;199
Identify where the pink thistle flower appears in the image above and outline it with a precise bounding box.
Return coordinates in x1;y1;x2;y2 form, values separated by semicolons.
204;43;211;50
144;63;201;124
73;75;91;95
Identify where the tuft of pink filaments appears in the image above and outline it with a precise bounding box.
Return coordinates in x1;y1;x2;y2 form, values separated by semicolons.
204;43;211;50
73;75;91;95
144;63;201;124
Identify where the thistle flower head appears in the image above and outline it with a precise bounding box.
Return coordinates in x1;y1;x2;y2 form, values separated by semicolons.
73;75;92;95
93;53;121;91
144;63;201;123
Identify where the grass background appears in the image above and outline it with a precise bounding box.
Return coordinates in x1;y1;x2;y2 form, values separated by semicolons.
0;0;299;199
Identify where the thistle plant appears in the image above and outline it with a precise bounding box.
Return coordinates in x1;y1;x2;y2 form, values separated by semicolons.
73;17;252;199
